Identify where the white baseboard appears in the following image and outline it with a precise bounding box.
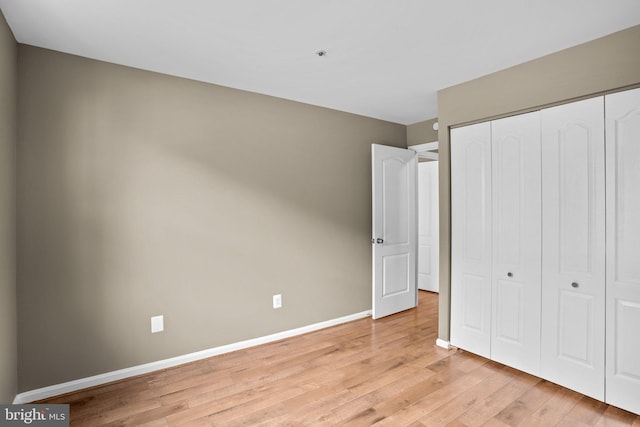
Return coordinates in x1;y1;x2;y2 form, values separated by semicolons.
13;309;372;404
436;338;451;349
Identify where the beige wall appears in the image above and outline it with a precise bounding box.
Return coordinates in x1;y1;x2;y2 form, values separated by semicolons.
0;10;17;404
16;45;406;391
406;118;438;147
437;24;640;341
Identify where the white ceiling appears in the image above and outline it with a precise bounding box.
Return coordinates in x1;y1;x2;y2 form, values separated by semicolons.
1;1;639;125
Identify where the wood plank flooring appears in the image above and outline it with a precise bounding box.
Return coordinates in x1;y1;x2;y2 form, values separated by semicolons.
39;291;639;426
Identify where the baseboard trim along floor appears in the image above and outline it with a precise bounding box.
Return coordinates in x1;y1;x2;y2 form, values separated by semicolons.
13;309;372;404
436;338;451;349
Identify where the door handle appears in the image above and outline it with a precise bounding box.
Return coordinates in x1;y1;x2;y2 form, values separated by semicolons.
571;282;579;288
376;238;384;244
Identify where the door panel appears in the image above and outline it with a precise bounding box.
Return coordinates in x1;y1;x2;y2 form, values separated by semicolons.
613;301;640;378
605;88;640;414
558;126;592;273
382;159;409;245
461;274;488;332
418;162;439;292
383;253;409;296
541;97;605;400
451;122;492;358
558;290;594;364
372;144;417;319
490;111;541;376
494;280;523;342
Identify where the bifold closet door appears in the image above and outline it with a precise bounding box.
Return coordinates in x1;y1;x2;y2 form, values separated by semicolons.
605;88;640;415
490;112;541;376
451;122;492;358
540;97;606;400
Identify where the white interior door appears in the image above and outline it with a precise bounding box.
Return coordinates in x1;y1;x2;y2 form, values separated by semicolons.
540;97;605;401
418;161;439;292
605;88;640;414
372;144;417;319
450;122;492;358
490;111;541;376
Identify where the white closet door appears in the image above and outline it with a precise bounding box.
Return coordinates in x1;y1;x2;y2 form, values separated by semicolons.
418;161;439;292
490;112;541;376
541;97;606;400
605;88;640;414
451;122;492;358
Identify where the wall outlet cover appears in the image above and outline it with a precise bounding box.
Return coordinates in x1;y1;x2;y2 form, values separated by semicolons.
151;315;164;333
273;294;282;309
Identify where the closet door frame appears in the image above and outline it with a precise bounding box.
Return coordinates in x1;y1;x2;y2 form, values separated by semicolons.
450;89;640;414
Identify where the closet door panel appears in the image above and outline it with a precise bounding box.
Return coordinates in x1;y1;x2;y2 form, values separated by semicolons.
541;97;605;400
605;88;640;415
451;122;492;358
491;111;542;376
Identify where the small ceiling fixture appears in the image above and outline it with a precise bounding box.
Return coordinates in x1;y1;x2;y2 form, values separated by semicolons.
316;50;327;57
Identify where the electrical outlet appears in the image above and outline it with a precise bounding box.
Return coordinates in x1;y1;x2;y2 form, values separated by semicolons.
151;315;164;333
273;294;282;309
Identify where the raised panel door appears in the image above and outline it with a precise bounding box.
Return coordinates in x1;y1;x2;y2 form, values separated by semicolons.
490;111;542;376
451;122;492;358
605;88;640;414
372;144;417;319
418;161;439;292
540;97;605;400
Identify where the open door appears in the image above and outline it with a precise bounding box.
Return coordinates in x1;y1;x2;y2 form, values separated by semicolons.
372;144;418;319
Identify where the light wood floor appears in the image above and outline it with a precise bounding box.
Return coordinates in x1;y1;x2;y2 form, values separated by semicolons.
40;291;639;426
